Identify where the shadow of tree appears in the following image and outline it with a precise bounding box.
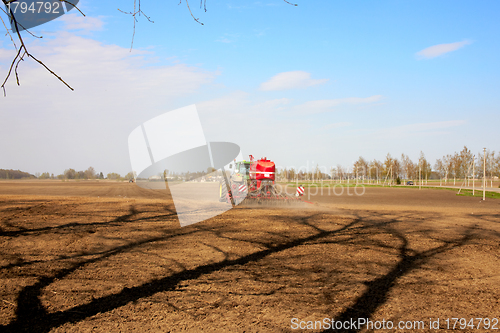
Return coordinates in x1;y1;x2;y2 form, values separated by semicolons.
0;200;493;332
320;212;476;333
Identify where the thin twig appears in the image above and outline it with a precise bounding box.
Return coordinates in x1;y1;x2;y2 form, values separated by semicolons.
283;0;298;6
1;45;23;96
0;8;16;50
140;10;153;23
200;0;207;12
184;0;203;25
0;4;42;38
118;0;154;51
131;0;137;50
28;53;74;90
59;0;86;17
1;0;83;95
14;49;25;85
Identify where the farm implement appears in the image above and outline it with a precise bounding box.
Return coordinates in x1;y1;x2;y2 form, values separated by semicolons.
219;155;305;206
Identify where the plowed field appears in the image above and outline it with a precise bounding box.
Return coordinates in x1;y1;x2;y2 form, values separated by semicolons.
1;181;499;332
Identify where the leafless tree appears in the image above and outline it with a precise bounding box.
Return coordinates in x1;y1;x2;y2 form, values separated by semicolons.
418;151;431;183
368;159;382;184
383;153;395;183
434;158;445;184
353;156;368;183
84;167;96;180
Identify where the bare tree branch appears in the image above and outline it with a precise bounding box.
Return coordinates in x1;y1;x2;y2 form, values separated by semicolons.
118;0;154;51
200;0;206;12
181;0;203;25
29;52;74;90
0;0;82;95
13;45;25;85
1;43;23;96
0;6;16;50
1;0;297;96
60;0;85;17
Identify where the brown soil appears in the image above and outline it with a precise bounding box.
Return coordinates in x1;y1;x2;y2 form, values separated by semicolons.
1;181;499;332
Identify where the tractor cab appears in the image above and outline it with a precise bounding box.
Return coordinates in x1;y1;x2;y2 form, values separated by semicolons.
231;160;251;183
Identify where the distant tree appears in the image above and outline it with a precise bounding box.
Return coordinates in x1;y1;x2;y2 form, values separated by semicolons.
353;157;368;183
451;153;461;185
64;168;76;179
443;154;453;184
125;172;135;179
336;164;346;182
39;172;50;179
383;153;395;182
0;169;34;179
393;158;401;180
434;159;445;182
107;172;121;180
99;172;104;179
489;151;496;187
494;152;500;182
84;167;96;179
418;151;432;183
368;159;382;183
400;154;414;180
314;164;323;181
458;146;473;179
479;150;498;187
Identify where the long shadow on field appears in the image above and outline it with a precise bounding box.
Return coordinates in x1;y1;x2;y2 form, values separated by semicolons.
320;213;476;333
0;204;177;238
3;209;359;332
0;204;199;333
0;206;484;332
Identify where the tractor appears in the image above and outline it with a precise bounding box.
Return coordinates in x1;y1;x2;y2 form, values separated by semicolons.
219;155;304;205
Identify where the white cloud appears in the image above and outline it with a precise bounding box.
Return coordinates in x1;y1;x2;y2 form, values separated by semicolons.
59;13;104;31
374;120;466;139
321;122;352;130
389;120;465;132
294;95;383;114
0;27;217;175
416;40;472;59
216;33;239;43
259;71;328;91
195;92;313;165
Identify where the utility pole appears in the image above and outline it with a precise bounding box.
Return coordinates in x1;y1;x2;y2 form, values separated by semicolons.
419;165;421;190
472;155;475;196
483;148;486;201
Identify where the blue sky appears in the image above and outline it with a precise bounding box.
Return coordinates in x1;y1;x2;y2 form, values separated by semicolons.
1;0;499;175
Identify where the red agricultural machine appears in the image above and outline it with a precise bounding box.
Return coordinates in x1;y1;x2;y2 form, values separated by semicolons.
219;155;304;205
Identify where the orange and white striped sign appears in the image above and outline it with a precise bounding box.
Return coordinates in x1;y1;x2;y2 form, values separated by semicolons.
239;184;247;192
296;186;304;196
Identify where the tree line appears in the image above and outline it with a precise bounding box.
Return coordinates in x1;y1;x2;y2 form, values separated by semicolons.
56;167;135;181
278;147;500;185
0;167;136;181
3;147;499;184
0;169;34;179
